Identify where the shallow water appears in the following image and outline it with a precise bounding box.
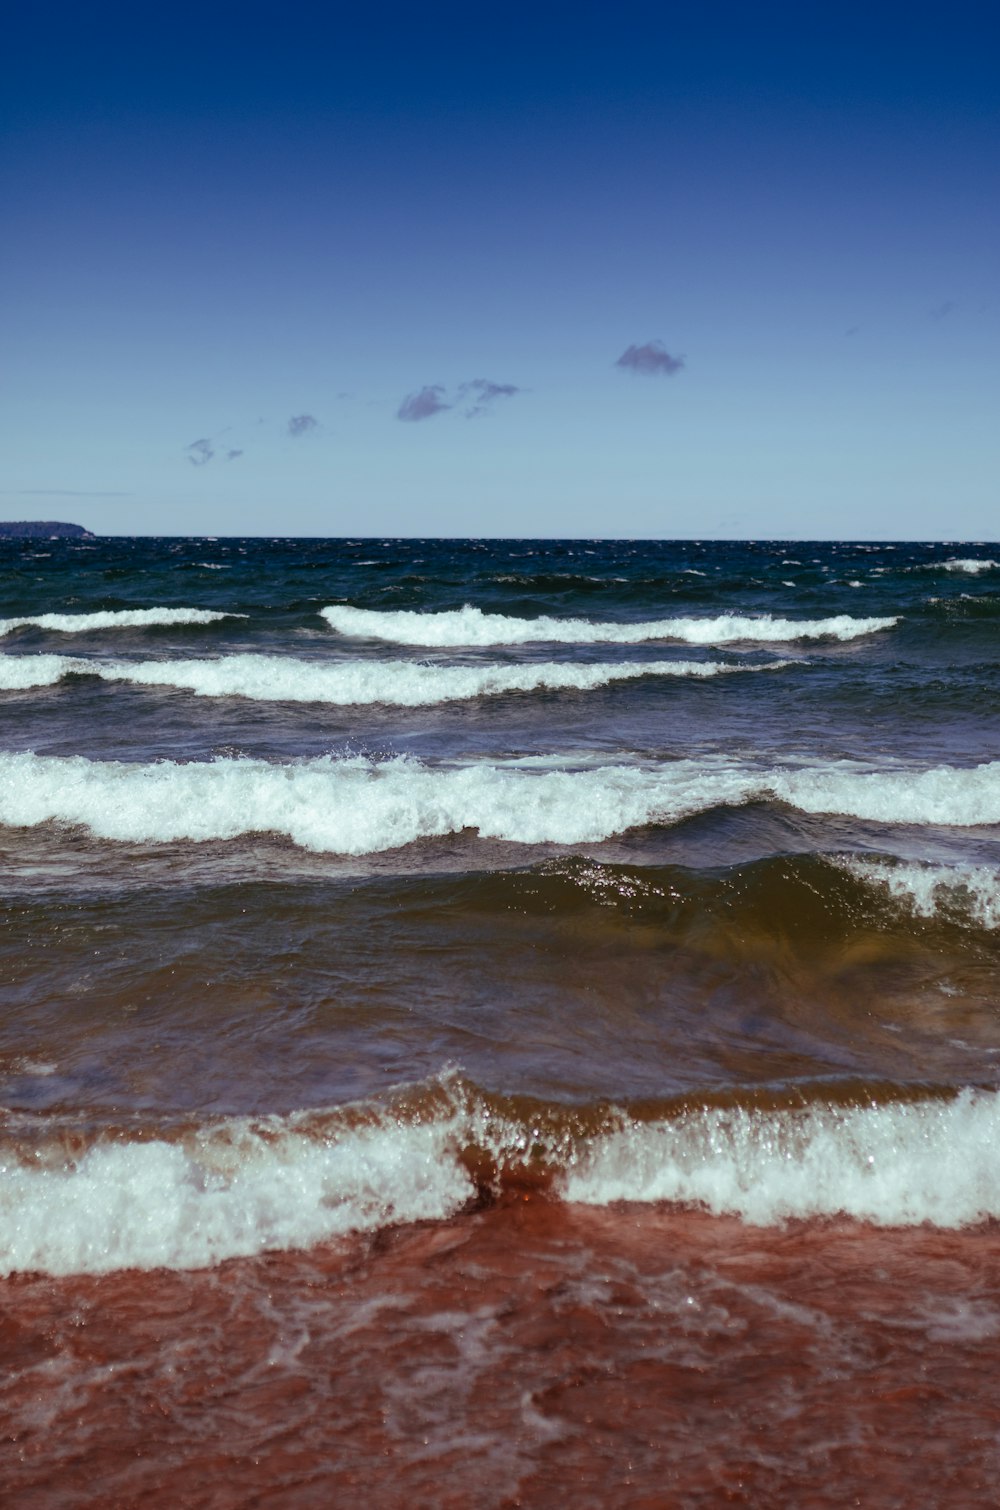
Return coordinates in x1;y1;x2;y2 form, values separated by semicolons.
6;1204;1000;1508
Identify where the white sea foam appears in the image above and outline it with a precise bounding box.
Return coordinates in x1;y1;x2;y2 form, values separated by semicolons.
0;607;242;637
840;857;1000;929
937;559;1000;574
1;751;999;854
0;653;787;704
564;1089;1000;1227
0;751;753;851
0;655;70;689
320;604;896;647
774;761;1000;827
0;1113;471;1277
3;1088;1000;1274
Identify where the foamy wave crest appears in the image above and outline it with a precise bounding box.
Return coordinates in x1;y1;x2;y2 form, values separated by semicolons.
3;752;1000;853
841;857;1000;929
0;751;752;851
937;559;1000;575
564;1089;1000;1226
321;604;896;647
0;1113;471;1277
5;1087;1000;1273
0;653;785;704
0;607;242;637
777;761;1000;826
0;655;71;689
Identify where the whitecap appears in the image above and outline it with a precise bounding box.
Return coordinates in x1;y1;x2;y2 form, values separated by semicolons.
0;1112;470;1277
320;604;897;647
564;1089;1000;1227
3;1085;1000;1275
0;607;244;637
1;750;998;855
839;856;1000;929
0;653;789;704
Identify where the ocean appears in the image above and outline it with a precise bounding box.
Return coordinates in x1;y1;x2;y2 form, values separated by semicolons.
3;535;1000;1506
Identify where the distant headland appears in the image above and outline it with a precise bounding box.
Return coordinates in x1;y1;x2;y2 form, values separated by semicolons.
0;521;94;539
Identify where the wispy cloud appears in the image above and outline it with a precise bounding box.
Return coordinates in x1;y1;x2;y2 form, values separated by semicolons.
397;385;452;422
226;449;244;461
186;438;215;467
615;340;685;376
459;379;521;418
287;414;319;437
928;300;957;321
398;379;521;422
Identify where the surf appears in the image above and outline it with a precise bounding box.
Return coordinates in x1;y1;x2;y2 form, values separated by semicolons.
0;607;244;636
320;604;898;646
3;1078;999;1275
0;652;788;703
3;750;1000;854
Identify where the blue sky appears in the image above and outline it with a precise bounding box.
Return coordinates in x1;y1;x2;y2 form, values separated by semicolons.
2;1;997;537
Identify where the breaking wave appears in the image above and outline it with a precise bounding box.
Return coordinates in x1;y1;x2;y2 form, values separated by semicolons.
320;604;897;647
0;1108;469;1277
839;856;1000;930
0;653;786;704
0;654;69;689
0;607;243;637
2;751;999;854
563;1087;1000;1227
3;1080;999;1275
934;560;1000;575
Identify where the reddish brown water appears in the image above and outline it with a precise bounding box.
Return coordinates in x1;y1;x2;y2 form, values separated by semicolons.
5;1197;1000;1508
